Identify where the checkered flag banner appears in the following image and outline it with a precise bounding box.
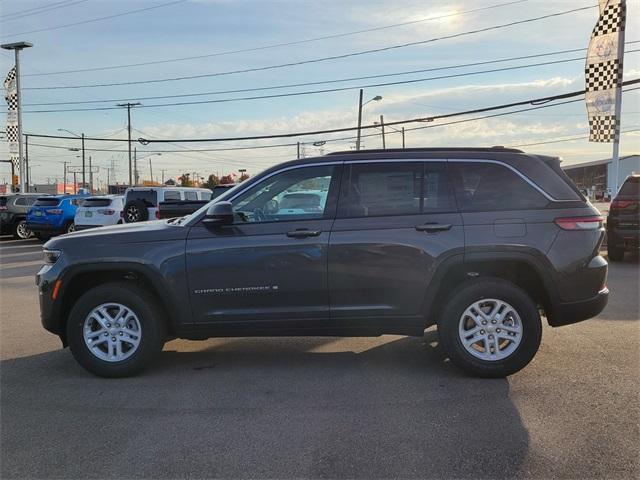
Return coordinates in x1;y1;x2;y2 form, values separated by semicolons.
4;66;19;171
585;0;626;142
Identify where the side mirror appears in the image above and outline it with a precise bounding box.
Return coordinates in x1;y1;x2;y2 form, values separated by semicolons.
202;201;233;227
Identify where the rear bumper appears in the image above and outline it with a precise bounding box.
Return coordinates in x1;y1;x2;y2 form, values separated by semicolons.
548;287;609;327
74;224;101;231
26;222;67;234
607;227;640;250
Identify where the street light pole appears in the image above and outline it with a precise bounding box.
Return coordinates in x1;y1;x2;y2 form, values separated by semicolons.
134;147;138;186
24;134;29;191
1;41;33;193
81;133;86;188
402;127;405;148
379;115;386;149
63;161;67;193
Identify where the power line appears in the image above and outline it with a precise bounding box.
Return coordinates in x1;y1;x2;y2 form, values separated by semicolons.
509;128;640;148
24;52;640;114
23;4;597;90
20;82;640;150
1;0;186;38
2;0;89;21
22;42;640;107
21;0;530;77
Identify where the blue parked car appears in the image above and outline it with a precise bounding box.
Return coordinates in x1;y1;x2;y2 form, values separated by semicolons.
26;195;89;239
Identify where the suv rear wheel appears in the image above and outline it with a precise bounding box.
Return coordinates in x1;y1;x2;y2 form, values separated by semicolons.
12;219;32;239
67;283;166;377
437;279;542;377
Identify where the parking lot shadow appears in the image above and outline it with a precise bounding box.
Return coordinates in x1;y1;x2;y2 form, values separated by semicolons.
1;332;529;479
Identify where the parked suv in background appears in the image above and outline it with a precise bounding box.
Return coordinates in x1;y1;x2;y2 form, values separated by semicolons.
0;193;42;239
26;194;88;239
74;195;124;231
607;174;639;261
122;186;212;223
37;148;608;378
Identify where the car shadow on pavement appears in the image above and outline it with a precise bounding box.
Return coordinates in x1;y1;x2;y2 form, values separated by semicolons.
1;332;530;479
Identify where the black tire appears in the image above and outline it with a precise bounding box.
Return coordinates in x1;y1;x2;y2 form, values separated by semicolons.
437;278;542;378
11;219;32;240
66;283;166;377
123;199;149;223
607;243;625;262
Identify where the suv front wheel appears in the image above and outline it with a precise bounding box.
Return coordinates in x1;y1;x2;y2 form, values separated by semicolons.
438;279;542;377
67;283;166;377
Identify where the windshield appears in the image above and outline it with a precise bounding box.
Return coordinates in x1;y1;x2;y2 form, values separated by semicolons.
619;177;639;196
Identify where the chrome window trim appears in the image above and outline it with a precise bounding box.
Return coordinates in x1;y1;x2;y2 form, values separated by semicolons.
186;156;572;226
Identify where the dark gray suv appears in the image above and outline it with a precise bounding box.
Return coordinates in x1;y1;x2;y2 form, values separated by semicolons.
36;148;609;378
0;193;41;239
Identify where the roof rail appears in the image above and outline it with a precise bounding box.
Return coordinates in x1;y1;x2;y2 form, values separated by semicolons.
326;146;524;155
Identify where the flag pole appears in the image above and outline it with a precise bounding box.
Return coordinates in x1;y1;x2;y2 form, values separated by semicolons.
611;17;626;195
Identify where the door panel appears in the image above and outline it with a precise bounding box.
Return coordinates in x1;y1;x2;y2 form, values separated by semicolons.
186;219;333;324
328;160;463;321
186;163;340;326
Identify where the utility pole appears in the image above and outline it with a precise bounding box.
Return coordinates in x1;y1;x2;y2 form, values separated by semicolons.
81;133;86;189
88;155;93;193
24;134;29;191
402;127;405;148
134;147;138;186
297;142;301;159
73;172;77;194
1;42;33;193
63;161;67;193
117;102;141;186
379;115;386;149
161;169;166;184
356;89;364;151
149;158;153;183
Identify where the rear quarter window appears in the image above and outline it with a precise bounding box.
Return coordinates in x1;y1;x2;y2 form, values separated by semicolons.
451;162;549;212
0;197;7;207
184;191;198;201
163;190;181;201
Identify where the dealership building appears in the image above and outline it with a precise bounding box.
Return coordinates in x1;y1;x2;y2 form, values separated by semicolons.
562;154;639;196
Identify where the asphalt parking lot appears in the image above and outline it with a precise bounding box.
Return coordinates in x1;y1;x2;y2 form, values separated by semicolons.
1;236;638;479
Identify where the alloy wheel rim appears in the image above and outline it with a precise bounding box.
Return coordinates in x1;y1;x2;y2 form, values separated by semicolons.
17;221;30;239
83;303;142;362
458;298;523;362
67;223;75;233
126;206;139;222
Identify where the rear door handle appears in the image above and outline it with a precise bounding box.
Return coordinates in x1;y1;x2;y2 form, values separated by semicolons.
286;229;321;238
415;223;452;232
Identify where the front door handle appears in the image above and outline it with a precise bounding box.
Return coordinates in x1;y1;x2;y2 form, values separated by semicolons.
286;229;321;239
415;223;452;233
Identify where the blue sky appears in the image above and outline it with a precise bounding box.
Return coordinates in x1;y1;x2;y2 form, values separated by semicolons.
1;0;639;186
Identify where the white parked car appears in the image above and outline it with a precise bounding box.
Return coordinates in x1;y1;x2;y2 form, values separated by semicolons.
74;195;124;231
122;186;212;223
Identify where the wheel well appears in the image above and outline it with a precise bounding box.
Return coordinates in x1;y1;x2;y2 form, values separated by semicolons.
58;269;171;344
425;259;552;326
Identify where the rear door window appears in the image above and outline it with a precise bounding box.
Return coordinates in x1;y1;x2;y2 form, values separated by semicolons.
199;191;212;201
184;190;198;201
450;162;549;211
336;161;454;218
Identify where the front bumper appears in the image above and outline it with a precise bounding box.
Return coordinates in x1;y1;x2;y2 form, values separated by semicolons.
548;287;609;327
36;261;66;341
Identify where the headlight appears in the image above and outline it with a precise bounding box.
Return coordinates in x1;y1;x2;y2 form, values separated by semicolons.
43;249;62;264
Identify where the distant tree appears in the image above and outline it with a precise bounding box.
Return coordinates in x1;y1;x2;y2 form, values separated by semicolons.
178;173;193;187
239;172;250;182
203;174;220;190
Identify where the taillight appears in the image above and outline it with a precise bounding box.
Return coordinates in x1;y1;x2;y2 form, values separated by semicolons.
0;206;7;211
554;216;603;230
48;209;63;215
97;209;115;215
610;199;635;210
155;207;160;219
